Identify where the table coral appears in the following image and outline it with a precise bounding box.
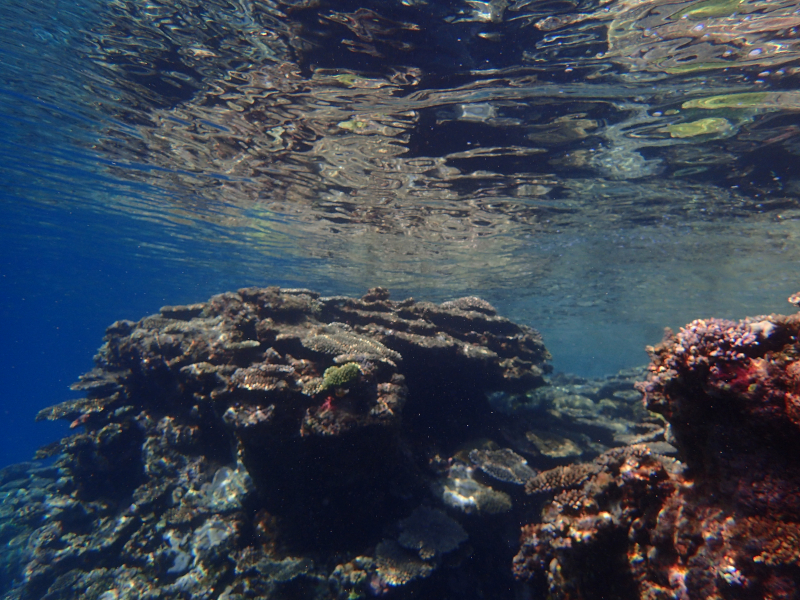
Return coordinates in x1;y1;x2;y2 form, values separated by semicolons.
397;506;468;560
468;448;536;485
434;463;513;515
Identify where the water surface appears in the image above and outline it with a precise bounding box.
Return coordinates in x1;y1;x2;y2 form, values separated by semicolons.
2;0;799;465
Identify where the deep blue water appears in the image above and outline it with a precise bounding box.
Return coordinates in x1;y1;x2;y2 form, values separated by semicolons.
0;203;214;465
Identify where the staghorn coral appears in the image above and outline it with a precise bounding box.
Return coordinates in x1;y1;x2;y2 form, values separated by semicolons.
550;488;599;516
524;462;601;495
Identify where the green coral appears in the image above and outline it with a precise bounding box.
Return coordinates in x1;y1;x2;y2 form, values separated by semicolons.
320;363;361;391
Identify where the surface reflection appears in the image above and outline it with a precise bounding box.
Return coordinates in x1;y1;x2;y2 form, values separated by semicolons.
1;0;799;370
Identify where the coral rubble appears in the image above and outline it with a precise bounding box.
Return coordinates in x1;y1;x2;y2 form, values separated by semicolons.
513;309;800;600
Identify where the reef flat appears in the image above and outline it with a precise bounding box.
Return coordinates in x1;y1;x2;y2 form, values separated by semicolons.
0;287;797;600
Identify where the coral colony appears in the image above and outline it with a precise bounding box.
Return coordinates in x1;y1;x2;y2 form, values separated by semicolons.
0;287;798;600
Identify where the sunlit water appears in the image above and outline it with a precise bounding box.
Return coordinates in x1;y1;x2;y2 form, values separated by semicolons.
2;0;800;465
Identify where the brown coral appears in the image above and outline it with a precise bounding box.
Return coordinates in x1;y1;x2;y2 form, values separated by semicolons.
514;446;680;597
20;286;552;600
515;311;800;600
523;462;600;495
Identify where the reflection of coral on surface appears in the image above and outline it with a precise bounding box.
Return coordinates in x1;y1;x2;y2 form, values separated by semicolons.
514;310;800;600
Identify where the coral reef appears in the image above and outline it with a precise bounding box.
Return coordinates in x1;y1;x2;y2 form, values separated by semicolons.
514;444;679;598
2;286;554;600
14;285;792;600
489;366;671;466
513;306;800;600
634;311;800;599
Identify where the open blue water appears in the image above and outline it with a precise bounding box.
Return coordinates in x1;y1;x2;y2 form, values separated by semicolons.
3;0;800;467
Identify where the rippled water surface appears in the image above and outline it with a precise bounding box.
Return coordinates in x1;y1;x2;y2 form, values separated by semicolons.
2;0;800;461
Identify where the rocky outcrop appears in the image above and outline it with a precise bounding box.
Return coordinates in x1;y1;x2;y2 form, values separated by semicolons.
3;286;553;600
513;307;800;600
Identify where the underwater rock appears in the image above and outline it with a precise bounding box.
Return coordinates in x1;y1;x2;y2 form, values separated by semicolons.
0;286;552;600
439;296;497;314
514;309;800;600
